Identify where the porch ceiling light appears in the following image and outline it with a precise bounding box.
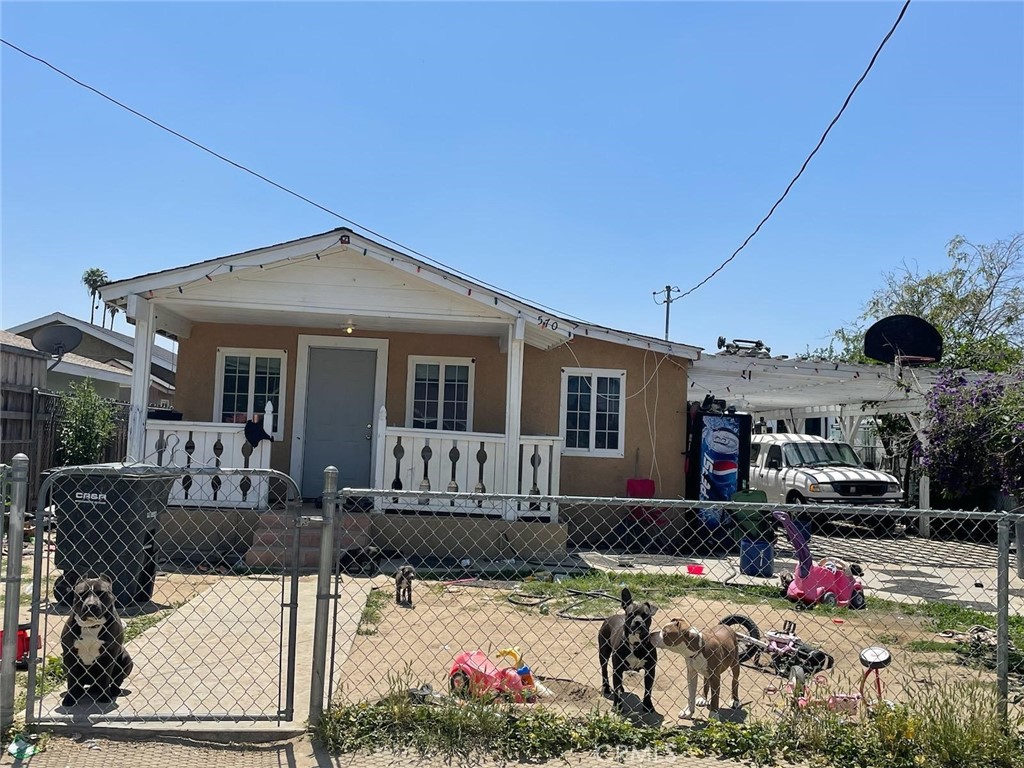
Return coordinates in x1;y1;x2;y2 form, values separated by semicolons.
344;320;355;335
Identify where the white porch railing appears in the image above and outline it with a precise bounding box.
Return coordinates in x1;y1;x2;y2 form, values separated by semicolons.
143;409;273;508
371;407;561;520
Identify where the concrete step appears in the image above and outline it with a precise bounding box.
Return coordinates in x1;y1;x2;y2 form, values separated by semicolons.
245;544;321;569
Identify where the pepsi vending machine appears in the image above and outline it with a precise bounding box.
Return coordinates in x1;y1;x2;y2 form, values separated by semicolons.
685;402;752;526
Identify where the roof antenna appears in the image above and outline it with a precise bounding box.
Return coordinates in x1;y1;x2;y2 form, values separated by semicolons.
31;324;84;371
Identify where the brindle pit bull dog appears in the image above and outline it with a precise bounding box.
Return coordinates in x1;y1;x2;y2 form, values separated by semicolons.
658;617;741;719
60;576;133;707
598;587;658;713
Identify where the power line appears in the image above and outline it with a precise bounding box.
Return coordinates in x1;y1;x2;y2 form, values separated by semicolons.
677;0;913;301
0;37;589;323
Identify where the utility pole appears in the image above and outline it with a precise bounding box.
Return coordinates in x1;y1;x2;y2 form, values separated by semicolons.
652;285;681;341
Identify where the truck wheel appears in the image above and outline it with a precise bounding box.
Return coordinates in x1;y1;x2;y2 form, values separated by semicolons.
786;492;806;505
719;614;761;663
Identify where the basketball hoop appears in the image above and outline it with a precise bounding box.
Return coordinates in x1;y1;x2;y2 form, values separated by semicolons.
894;355;935;368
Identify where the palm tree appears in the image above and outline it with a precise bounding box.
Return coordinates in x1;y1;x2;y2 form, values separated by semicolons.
107;305;119;331
81;268;109;325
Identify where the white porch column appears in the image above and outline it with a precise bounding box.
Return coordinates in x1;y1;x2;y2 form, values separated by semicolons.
126;295;156;461
503;317;526;515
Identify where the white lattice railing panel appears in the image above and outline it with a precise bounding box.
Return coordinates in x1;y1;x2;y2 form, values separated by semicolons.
144;421;272;508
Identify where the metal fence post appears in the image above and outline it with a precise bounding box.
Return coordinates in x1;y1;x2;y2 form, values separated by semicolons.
309;466;338;726
1;454;30;736
996;515;1011;724
1016;517;1024;581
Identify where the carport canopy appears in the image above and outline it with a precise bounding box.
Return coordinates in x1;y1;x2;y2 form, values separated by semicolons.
687;354;941;443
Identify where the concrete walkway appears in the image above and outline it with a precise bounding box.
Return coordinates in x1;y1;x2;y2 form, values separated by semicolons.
33;571;379;738
1;733;785;768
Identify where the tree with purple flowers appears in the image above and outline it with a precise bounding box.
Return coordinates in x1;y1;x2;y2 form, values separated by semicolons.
923;368;1024;499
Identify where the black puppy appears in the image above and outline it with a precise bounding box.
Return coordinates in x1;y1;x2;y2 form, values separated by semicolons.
60;576;133;706
338;545;382;576
395;565;415;607
598;587;658;713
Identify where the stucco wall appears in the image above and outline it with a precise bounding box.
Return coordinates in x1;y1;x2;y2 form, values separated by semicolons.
175;324;689;497
47;371;121;400
521;337;688;497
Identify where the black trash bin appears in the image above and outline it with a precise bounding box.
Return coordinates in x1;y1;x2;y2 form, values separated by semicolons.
49;464;174;606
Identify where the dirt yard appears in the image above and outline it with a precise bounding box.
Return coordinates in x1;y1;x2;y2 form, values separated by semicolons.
338;579;998;723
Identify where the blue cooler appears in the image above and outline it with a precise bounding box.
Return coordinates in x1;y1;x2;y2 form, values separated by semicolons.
739;537;774;578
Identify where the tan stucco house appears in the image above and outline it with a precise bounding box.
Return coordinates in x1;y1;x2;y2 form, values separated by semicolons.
100;228;702;521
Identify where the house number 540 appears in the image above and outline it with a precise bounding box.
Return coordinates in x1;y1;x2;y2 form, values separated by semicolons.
537;316;559;331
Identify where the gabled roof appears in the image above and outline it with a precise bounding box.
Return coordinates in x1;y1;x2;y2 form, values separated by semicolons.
99;227;703;360
7;312;177;373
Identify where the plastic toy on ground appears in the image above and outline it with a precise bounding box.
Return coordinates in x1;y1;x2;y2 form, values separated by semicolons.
720;615;834;678
449;647;550;703
772;510;866;609
0;623;32;670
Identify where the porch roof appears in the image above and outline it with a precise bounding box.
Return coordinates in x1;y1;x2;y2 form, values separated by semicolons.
100;228;702;358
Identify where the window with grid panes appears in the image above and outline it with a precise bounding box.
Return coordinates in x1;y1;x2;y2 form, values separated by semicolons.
215;349;286;437
561;368;625;457
407;357;474;431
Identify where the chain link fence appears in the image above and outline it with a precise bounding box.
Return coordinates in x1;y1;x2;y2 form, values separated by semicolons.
317;487;1022;728
18;463;304;725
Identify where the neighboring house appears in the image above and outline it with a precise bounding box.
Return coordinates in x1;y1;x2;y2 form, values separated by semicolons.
8;312;176;407
0;329;131;400
99;228;702;526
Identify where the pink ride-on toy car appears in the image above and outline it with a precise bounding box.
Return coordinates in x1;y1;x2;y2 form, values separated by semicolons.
772;510;866;609
449;650;534;703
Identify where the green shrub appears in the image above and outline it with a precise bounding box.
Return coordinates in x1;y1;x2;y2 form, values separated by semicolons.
315;678;1024;768
55;379;116;466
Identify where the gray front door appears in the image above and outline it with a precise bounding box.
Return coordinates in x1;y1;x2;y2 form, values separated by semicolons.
301;347;377;498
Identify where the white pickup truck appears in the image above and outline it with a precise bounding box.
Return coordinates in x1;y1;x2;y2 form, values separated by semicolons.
749;433;904;531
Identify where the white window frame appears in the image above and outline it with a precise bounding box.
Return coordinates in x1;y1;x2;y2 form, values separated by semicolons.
405;356;476;432
213;347;288;440
559;367;626;458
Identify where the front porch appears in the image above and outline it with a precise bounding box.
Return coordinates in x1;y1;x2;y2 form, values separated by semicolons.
142;409;562;519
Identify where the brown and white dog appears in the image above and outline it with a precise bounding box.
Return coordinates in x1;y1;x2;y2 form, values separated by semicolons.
657;618;741;719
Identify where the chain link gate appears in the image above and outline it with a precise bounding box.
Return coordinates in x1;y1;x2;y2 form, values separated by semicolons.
25;464;304;725
311;485;1022;727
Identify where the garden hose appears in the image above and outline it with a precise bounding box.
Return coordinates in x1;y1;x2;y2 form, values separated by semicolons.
507;588;621;621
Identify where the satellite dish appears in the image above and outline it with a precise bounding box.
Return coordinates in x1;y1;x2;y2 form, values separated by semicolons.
863;315;942;366
31;324;83;371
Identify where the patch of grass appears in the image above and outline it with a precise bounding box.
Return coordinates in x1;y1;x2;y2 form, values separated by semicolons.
876;632;902;646
907;639;957;653
124;610;171;642
516;570;788;609
315;678;1024;767
357;588;387;636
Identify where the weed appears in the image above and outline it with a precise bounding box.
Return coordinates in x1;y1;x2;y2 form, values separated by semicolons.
315;675;1024;767
906;639;957;653
357;588;387;636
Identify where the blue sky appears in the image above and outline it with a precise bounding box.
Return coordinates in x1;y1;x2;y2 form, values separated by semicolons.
2;1;1022;356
